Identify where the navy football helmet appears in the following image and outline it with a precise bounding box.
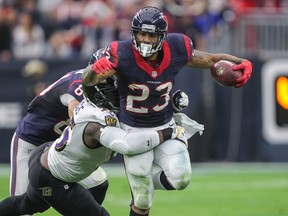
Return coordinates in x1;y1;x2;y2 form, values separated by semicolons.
85;48;119;112
88;46;113;66
82;75;119;113
88;47;105;65
131;6;168;57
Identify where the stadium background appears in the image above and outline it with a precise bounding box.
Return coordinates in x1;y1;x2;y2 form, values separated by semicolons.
1;0;288;165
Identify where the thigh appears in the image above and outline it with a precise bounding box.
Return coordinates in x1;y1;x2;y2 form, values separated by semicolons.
10;133;37;196
124;151;153;176
26;184;50;213
154;139;191;174
29;149;104;216
46;182;104;216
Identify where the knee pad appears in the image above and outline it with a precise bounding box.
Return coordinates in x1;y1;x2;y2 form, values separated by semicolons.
154;140;191;190
133;186;151;210
166;165;191;190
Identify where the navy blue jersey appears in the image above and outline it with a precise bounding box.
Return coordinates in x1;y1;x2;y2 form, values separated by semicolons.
16;70;84;146
106;33;194;127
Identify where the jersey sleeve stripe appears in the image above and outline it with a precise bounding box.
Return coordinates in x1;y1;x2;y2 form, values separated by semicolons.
183;35;193;61
110;41;119;68
68;80;82;89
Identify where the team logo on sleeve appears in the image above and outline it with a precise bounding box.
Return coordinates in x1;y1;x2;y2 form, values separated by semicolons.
105;115;118;126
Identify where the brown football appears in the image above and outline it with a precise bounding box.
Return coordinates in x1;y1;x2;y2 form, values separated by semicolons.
210;60;243;87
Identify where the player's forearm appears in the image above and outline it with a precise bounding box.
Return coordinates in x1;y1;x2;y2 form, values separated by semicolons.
100;127;167;155
82;65;116;86
211;53;244;65
187;50;244;68
82;65;98;86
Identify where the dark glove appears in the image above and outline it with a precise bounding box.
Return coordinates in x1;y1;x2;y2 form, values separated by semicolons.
172;126;188;147
233;60;253;88
172;90;189;112
160;126;188;146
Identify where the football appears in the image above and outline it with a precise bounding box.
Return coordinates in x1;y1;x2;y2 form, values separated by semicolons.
210;60;243;87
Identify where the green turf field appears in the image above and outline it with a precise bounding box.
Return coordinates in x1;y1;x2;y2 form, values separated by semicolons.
1;163;288;216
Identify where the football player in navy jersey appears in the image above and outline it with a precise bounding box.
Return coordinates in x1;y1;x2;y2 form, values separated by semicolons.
82;6;253;216
0;75;189;216
9;49;190;215
10;68;110;207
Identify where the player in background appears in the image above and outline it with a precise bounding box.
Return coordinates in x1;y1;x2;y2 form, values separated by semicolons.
83;6;253;216
10;67;109;206
0;76;188;216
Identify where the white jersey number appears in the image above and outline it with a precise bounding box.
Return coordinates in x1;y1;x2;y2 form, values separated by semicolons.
126;82;173;114
54;119;70;136
54;126;71;151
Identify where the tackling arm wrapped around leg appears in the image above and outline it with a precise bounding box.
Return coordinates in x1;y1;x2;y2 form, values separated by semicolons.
99;126;161;155
99;126;188;155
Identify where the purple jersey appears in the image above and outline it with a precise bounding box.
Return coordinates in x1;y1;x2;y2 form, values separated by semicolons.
106;33;194;127
16;70;84;146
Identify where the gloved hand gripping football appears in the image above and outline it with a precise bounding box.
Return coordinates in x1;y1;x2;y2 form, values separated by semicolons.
233;60;253;88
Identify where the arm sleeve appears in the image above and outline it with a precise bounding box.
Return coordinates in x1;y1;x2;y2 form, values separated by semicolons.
99;126;160;155
60;93;76;106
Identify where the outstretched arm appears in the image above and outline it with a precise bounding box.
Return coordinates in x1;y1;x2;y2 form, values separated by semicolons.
186;50;244;68
99;126;187;155
83;122;187;155
186;50;253;87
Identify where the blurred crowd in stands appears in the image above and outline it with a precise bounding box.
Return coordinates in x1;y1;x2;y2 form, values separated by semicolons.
0;0;287;61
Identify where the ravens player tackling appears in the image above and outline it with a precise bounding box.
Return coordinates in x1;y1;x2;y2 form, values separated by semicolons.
0;74;189;215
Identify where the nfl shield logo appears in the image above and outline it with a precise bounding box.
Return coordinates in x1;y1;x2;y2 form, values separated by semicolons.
152;71;157;77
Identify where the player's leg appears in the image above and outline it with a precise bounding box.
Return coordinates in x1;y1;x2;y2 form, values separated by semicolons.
153;139;191;190
1;141;49;215
78;167;109;205
37;175;110;215
124;151;154;216
10;133;37;196
0;188;49;215
42;180;110;216
28;144;110;216
120;121;176;216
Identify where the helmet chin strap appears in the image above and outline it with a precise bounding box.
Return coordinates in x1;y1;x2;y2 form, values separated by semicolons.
140;43;153;57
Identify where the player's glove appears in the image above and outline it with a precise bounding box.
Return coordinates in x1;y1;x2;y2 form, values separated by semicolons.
172;90;189;112
92;57;113;75
172;126;188;147
233;60;253;88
